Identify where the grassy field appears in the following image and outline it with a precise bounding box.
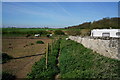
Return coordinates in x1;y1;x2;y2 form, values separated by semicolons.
28;38;120;79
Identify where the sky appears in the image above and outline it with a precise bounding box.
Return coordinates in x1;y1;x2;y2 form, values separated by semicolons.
2;2;118;28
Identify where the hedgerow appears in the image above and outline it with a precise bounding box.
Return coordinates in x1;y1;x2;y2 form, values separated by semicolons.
27;39;60;79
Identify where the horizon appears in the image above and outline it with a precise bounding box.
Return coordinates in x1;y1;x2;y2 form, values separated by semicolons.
2;2;118;28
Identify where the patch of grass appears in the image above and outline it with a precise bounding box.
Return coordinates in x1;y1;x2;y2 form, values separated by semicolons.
2;53;13;64
36;41;44;44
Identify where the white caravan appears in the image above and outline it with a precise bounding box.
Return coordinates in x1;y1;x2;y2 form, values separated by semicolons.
91;29;120;38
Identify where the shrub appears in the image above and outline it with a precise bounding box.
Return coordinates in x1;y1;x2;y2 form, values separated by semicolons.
36;41;44;44
80;29;91;36
2;72;16;80
2;53;13;63
66;30;81;36
54;30;65;35
30;43;34;45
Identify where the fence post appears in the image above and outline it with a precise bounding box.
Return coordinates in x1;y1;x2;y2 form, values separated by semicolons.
46;43;49;69
51;40;53;54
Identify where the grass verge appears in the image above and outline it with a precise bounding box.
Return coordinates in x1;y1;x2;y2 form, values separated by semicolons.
27;39;60;79
59;39;120;79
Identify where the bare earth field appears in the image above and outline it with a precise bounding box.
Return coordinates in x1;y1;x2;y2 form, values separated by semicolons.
2;37;52;78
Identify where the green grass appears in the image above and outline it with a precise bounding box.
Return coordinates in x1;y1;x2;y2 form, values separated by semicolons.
59;39;120;79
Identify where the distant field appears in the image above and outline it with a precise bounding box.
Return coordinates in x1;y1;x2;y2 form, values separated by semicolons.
2;28;82;32
2;28;86;37
2;27;116;37
2;28;67;36
2;28;66;32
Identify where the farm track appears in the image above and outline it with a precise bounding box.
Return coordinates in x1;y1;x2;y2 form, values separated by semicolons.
15;52;45;78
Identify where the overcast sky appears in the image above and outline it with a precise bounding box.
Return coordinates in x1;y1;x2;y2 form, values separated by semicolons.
2;2;118;28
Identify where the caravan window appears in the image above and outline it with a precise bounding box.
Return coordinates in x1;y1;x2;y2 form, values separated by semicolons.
116;32;120;36
91;32;94;36
102;33;110;37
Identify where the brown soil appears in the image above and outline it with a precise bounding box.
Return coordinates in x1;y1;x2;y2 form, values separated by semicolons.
2;37;52;78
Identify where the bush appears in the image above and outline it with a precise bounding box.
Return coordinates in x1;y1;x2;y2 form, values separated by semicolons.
30;43;34;45
2;53;13;63
2;72;16;80
36;41;44;44
80;29;91;36
54;30;65;35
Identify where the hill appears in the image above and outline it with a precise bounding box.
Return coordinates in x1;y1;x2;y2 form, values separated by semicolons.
67;17;120;29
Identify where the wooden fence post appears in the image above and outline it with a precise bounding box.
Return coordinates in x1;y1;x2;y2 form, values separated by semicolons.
51;40;53;54
46;43;49;69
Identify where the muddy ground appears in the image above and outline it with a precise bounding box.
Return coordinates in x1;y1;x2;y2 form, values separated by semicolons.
2;37;52;78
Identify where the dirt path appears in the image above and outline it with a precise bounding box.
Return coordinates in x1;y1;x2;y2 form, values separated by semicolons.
55;40;61;80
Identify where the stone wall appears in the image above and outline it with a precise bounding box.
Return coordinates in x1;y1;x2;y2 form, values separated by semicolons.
69;36;120;60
